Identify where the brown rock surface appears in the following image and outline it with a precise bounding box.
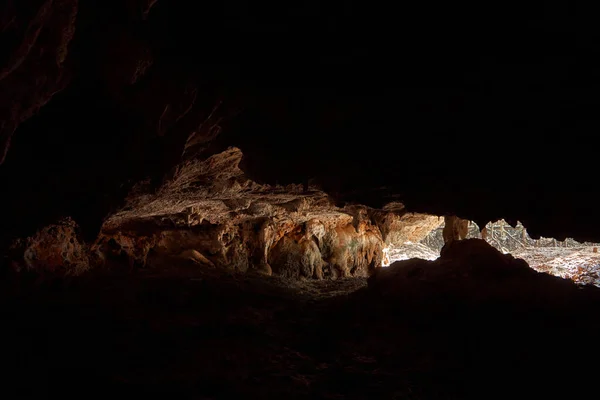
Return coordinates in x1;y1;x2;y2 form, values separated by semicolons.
1;5;600;399
0;1;598;250
68;147;438;279
371;210;443;245
442;215;470;244
9;217;89;275
268;233;325;279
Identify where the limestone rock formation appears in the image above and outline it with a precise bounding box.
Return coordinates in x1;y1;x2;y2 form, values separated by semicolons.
268;233;325;279
92;231;157;271
9;217;89;275
95;148;316;273
5;147;443;279
442;215;470;244
96;147;422;278
177;249;216;268
0;0;599;252
371;210;443;245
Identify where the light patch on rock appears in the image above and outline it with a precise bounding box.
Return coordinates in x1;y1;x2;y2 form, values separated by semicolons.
178;249;216;267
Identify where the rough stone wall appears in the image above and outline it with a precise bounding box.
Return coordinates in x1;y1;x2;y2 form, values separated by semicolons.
96;215;387;280
3;148;445;279
268;218;384;280
269;233;325;279
371;210;443;245
442;215;470;244
8;217;89;275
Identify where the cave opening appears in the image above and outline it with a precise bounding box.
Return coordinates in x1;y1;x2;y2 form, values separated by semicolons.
386;218;600;287
4;1;600;397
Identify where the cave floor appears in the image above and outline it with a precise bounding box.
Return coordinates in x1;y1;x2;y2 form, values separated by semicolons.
2;262;600;400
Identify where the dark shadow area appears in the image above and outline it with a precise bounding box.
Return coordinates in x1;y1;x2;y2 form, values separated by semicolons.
2;240;598;399
2;3;600;399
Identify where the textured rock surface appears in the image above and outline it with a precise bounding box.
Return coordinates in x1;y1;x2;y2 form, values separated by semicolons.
1;0;599;252
4;147;445;278
371;209;443;245
90;148;411;278
9;217;89;275
2;5;600;398
0;145;445;278
442;215;470;244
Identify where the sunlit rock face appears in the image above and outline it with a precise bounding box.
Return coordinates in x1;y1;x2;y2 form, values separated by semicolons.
96;147;389;279
371;210;443;246
6;148;443;279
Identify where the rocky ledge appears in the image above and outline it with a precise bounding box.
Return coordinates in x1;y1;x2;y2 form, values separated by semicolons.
5;147;443;279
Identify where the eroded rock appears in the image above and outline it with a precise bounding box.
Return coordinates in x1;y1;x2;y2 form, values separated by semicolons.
371;210;443;245
178;249;215;267
10;217;89;275
94;231;157;270
269;232;325;279
5;147;446;280
442;215;470;244
90;149;449;278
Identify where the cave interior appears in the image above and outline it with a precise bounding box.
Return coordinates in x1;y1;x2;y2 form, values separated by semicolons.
1;1;600;399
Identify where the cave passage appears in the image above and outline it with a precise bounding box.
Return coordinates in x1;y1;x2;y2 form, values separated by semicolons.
386;218;600;287
4;2;600;398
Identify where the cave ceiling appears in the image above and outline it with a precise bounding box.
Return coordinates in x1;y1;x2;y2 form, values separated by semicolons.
0;0;599;243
